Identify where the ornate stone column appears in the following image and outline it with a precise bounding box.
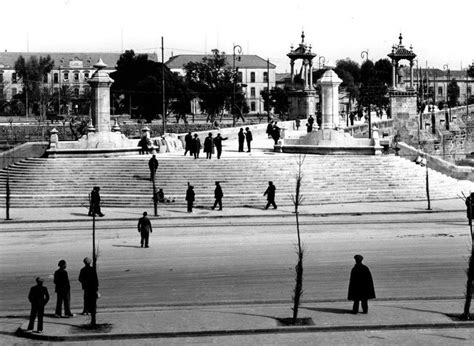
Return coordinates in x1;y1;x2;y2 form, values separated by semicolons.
409;60;414;88
392;60;397;88
318;70;342;129
88;59;114;133
290;60;295;84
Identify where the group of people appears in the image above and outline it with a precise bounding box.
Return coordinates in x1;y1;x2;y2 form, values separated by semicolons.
237;127;253;152
27;258;99;334
266;121;281;144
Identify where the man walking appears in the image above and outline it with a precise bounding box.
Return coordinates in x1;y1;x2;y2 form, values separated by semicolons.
211;182;223;211
192;134;201;159
245;127;253;152
54;260;74;318
204;132;214;159
348;254;376;314
186;184;195;213
213;133;228;159
137;211;153;248
88;186;104;217
78;257;99;321
263;181;277;209
184;132;193;156
27;277;49;333
148;154;159;181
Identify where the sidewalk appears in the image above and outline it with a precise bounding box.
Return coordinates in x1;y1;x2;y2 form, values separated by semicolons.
15;299;474;341
2;198;466;224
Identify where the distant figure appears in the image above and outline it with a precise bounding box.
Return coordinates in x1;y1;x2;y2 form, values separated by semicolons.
212;182;223;211
245;127;253;152
466;193;474;226
213;133;228;159
204;132;214;159
184;132;193;156
137;211;153;248
138;136;149;155
271;123;280;144
157;188;172;203
348;254;376;314
238;128;245;152
263;181;277;209
54;260;74;318
266;121;273;139
193;134;201;159
88;186;104;217
27;277;50;333
78;257;98;317
295;119;301;131
186;184;195;213
307;114;315;133
148;154;159;181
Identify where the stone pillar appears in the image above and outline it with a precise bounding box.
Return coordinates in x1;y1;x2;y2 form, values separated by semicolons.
409;60;414;88
318;70;342;130
290;60;295;84
308;61;313;89
88;59;114;133
392;60;397;88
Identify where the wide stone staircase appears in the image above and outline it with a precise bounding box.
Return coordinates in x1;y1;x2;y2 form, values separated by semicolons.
0;154;472;208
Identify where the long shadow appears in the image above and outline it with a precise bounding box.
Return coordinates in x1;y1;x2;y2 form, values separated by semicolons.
133;175;150;181
70;213;91;217
112;245;142;248
195;308;279;321
301;306;352;314
382;305;448;316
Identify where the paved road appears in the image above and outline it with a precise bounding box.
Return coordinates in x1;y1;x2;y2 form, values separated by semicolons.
0;212;471;312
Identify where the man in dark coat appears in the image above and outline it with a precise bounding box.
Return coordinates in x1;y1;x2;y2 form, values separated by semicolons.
348;254;376;314
466;193;474;225
186;184;195;213
263;181;277;209
27;277;50;333
238;128;245;152
137;211;153;248
54;260;74;318
203;132;214;159
184;132;193;156
271;123;280;144
213;133;228;159
148;154;159;181
211;182;223;210
307;114;315;133
266;121;273;138
88;186;104;217
245;127;253;152
78;257;98;318
192;134;201;159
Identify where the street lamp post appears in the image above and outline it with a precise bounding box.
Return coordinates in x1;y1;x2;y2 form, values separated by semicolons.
443;64;451;121
232;44;242;127
361;50;369;62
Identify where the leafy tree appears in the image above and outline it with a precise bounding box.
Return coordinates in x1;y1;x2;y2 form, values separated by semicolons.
335;59;361;107
358;59;390;118
184;49;239;123
468;65;474;79
261;87;289;117
169;75;195;123
447;78;460;107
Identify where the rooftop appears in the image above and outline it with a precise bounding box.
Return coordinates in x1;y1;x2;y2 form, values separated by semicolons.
165;54;276;70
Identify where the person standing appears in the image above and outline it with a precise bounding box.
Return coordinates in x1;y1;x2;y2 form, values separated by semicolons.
307;114;315;133
54;260;74;318
148;154;159;181
245;127;253;152
186;184;195;213
27;277;50;333
204;132;214;159
263;181;277;209
88;186;104;217
192;134;201;159
238;128;245;152
348;254;376;314
78;257;98;318
137;211;153;248
211;182;223;211
184;132;193;156
213;133;228;159
266;121;273;139
271;123;280;144
466;193;474;225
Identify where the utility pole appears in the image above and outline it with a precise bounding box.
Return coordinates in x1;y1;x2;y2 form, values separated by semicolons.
161;36;166;134
232;44;242;127
267;58;270;122
5;166;11;220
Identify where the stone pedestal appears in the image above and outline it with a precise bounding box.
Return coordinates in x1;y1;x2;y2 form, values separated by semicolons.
389;89;418;142
318;70;342;129
288;89;317;120
88;60;114;133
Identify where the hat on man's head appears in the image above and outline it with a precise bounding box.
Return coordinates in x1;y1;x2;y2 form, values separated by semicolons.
36;277;44;284
354;254;364;262
58;259;66;267
83;257;92;265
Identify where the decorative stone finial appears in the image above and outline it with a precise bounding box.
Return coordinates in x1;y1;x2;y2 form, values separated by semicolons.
94;58;107;70
399;33;403;45
301;31;305;43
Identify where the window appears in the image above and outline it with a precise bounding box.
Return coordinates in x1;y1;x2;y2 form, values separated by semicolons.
263;72;268;83
237;72;243;83
63;72;69;81
251;87;256;97
250;72;255;83
12;73;17;83
74;72;79;81
53;73;59;84
251;101;256;111
438;86;443;95
84;71;90;80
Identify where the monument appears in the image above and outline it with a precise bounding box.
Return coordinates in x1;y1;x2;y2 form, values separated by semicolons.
287;32;318;120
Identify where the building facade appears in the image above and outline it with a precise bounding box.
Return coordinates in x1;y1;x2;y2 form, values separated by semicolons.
165;54;276;114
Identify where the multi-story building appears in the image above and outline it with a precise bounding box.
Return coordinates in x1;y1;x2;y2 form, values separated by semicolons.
165;54;276;114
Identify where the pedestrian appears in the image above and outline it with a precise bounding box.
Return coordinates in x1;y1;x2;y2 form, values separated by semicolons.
212;182;223;210
266;121;273;139
88;186;104;217
27;277;50;333
137;211;153;248
307;114;314;133
184;132;193;156
263;181;277;209
192;134;201;159
348;254;376;314
295;118;301;131
245;127;253;152
271;122;280;144
138;136;149;155
466;193;474;225
213;133;228;159
148;154;159;181
54;260;74;318
204;132;214;159
186;184;195;213
78;257;99;318
238;128;245;152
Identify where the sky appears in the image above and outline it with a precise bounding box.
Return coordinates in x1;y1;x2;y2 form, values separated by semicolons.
2;0;473;72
